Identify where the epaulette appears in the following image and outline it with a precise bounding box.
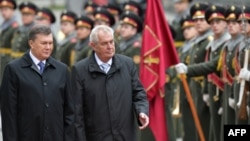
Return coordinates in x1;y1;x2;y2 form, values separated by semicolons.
133;40;141;48
12;22;18;28
207;35;214;41
70;38;77;43
205;36;214;50
185;55;190;65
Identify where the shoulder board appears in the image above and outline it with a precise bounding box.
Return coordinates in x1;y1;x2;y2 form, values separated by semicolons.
133;41;141;48
70;38;77;43
12;22;18;28
207;35;214;41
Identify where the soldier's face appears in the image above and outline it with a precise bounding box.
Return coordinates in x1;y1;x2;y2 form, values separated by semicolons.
0;7;14;20
90;31;115;63
76;27;91;40
120;23;137;40
210;19;227;36
227;21;241;37
60;21;75;35
194;18;210;34
94;20;109;26
183;26;198;40
174;2;189;14
29;33;53;61
22;13;36;25
35;17;51;26
239;20;250;35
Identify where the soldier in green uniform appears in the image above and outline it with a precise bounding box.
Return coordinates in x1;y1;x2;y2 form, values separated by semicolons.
35;7;57;58
93;7;115;28
105;3;123;43
219;5;243;126
188;3;212;141
0;0;18;84
82;1;98;21
122;1;143;18
175;4;231;141
176;15;199;141
234;5;250;125
55;10;77;68
74;15;94;63
171;0;193;48
117;12;142;71
10;1;38;60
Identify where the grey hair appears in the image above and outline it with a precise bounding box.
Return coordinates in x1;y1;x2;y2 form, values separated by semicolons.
89;25;114;43
28;25;52;41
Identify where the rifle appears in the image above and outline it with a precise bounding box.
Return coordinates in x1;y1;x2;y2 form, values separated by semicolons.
237;5;249;120
238;81;249;120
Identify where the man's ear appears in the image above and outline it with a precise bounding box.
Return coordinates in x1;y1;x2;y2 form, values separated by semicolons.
29;40;33;49
89;42;96;50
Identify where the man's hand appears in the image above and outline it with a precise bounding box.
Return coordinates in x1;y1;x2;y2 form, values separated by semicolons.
139;113;149;130
175;63;187;74
238;68;250;81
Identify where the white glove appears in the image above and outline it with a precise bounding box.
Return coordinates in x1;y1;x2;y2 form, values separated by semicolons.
238;68;250;81
175;63;188;74
218;107;223;115
202;94;210;106
228;98;236;110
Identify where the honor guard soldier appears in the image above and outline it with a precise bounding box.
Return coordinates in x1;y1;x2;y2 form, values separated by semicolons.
56;10;77;68
178;15;202;141
235;5;250;125
105;3;122;27
167;15;198;141
74;15;94;62
105;3;123;42
175;4;231;141
123;1;143;18
219;5;243;126
171;0;193;48
93;7;115;28
35;7;57;57
0;0;18;84
82;1;98;21
188;2;212;141
10;1;38;60
117;12;142;71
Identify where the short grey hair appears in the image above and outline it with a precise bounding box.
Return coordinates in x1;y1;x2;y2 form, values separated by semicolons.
28;25;52;41
89;25;114;43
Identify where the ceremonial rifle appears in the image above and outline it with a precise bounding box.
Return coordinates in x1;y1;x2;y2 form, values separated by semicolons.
237;5;249;120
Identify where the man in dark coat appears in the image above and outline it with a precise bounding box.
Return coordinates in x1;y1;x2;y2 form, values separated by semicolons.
72;25;149;141
0;25;75;141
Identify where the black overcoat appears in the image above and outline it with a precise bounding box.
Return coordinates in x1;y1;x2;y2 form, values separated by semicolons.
0;52;75;141
72;53;149;141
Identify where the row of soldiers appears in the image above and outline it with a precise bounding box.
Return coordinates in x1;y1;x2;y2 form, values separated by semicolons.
167;1;250;141
0;0;144;83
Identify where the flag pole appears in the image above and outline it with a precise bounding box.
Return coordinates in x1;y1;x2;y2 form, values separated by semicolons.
180;74;205;141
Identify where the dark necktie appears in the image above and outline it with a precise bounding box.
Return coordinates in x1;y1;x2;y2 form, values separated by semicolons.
38;62;45;74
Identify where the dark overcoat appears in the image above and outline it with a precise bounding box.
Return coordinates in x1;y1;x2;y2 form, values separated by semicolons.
72;53;149;141
0;52;75;141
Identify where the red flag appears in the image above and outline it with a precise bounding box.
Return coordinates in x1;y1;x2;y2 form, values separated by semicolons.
139;0;179;141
